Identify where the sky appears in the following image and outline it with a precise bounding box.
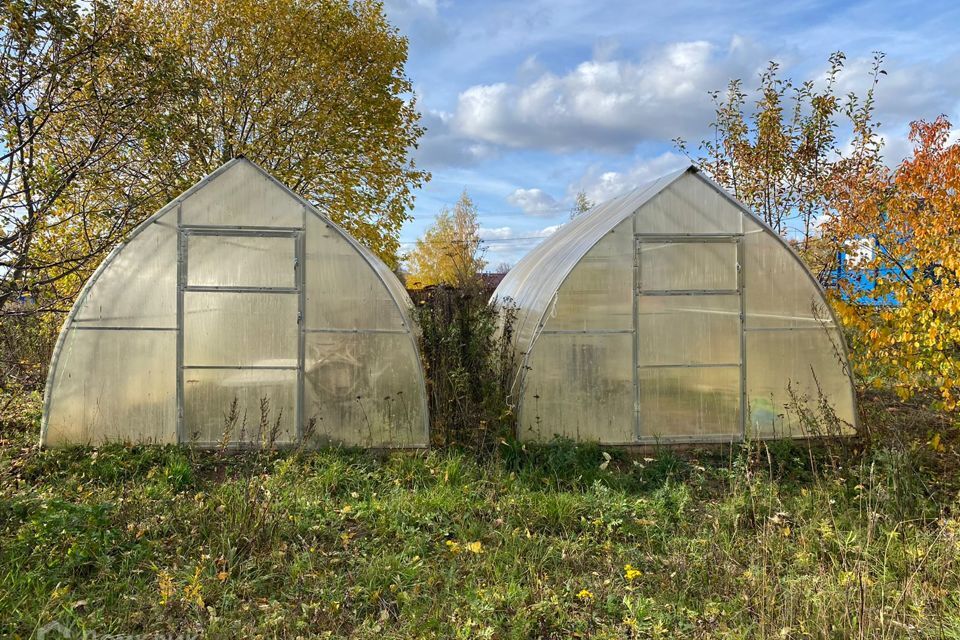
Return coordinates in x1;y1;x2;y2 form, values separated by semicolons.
383;0;960;267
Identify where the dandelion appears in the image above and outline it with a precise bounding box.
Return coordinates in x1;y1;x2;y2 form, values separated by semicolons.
466;541;483;554
624;564;642;581
576;589;594;601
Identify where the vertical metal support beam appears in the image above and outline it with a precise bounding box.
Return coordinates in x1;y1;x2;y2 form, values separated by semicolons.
176;207;185;444
736;236;747;442
295;206;306;444
632;234;642;442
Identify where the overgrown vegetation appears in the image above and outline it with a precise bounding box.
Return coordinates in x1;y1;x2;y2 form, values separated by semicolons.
2;391;959;638
411;278;517;453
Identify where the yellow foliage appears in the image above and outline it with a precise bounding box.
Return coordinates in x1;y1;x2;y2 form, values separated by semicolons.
828;116;960;408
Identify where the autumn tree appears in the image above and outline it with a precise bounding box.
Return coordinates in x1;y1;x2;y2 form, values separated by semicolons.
827;116;960;409
406;190;487;288
676;51;886;274
1;0;183;314
3;0;427;321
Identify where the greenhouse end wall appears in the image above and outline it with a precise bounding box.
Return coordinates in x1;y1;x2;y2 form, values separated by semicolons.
42;159;428;449
495;167;857;445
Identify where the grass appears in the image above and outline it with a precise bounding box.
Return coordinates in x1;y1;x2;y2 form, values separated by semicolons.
1;392;960;638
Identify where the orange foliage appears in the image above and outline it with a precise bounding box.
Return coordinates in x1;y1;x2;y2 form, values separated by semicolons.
828;116;960;409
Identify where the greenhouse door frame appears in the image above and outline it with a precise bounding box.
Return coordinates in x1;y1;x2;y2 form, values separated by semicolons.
175;222;305;447
633;234;746;444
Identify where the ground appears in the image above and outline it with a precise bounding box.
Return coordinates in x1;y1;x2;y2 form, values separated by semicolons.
1;392;959;639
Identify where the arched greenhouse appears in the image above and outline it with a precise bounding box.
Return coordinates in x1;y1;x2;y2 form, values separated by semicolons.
42;159;428;448
493;166;857;444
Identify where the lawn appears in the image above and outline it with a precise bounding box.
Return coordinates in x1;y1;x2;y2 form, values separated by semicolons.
1;391;959;639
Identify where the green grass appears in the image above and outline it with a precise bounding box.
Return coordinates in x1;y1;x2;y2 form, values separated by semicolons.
2;394;960;638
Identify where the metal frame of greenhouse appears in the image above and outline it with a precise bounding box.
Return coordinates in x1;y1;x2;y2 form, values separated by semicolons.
493;166;858;445
41;158;429;448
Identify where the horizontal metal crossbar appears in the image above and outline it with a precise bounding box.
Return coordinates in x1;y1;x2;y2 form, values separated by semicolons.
539;329;633;335
635;234;742;241
743;326;834;332
181;365;298;371
639;289;739;296
179;225;303;234
303;327;408;334
71;325;177;331
183;285;299;294
637;362;740;369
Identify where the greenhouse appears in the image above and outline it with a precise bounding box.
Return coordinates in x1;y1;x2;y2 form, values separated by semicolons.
493;166;857;444
41;159;428;448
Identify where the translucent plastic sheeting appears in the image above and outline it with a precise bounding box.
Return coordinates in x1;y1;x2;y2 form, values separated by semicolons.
183;368;297;445
637;295;741;366
743;219;836;329
72;214;178;328
638;365;741;438
187;233;296;289
638;241;738;291
547;225;633;332
519;333;634;443
746;328;856;438
303;332;426;447
635;176;743;235
183;292;298;367
180;161;304;228
304;215;406;331
45;329;177;445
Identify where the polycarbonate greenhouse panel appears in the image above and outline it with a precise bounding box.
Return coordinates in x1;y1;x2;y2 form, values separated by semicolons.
42;159;428;448
44;329;177;445
179;160;304;228
186;233;297;289
635;176;743;235
638;241;738;292
72;213;178;328
303;215;406;331
745;328;856;437
742;218;837;329
636;295;741;366
519;332;634;443
183;368;298;445
303;332;426;447
182;292;299;368
638;365;741;439
548;219;633;331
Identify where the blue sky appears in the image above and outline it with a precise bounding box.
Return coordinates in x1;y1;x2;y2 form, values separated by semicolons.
383;0;960;266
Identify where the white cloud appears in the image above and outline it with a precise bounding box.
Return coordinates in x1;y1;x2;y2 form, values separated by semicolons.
415;109;498;168
506;188;560;216
569;151;689;203
452;37;766;152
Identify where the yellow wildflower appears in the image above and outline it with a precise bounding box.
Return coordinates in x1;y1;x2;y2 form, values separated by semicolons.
576;589;594;601
445;540;461;554
466;541;483;554
624;564;642;581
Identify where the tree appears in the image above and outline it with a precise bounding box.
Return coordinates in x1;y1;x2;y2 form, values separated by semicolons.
828;116;960;409
676;51;886;273
569;190;594;219
406;190;486;288
1;0;182;313
3;0;428;320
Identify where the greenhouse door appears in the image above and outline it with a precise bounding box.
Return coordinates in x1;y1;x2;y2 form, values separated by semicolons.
177;228;303;447
634;236;743;442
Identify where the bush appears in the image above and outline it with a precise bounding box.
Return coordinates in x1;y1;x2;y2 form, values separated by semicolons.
411;277;517;454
